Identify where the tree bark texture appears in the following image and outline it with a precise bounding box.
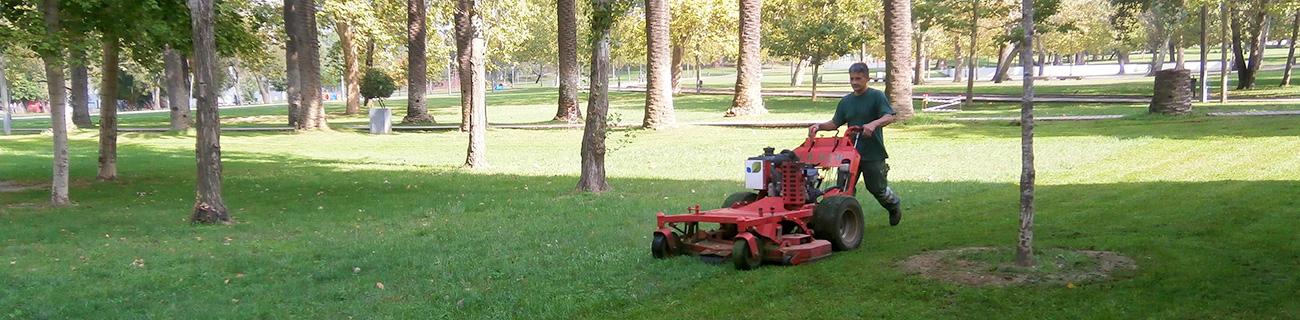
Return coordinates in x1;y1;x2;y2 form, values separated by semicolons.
883;0;914;120
188;0;230;224
98;34;120;181
295;0;327;129
643;0;674;130
337;21;362;115
914;32;926;85
40;0;71;206
1017;0;1035;268
1117;51;1129;75
726;0;766;117
69;53;91;127
1149;69;1193;115
555;0;582;121
577;0;614;193
230;61;242;105
404;0;435;124
165;46;193;130
284;0;301;126
1282;13;1298;86
258;77;271;104
811;64;820;102
456;0;489;168
953;38;964;83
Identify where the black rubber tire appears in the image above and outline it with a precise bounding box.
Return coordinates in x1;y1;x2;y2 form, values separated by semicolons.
812;195;864;251
732;238;761;270
651;233;671;259
722;191;759;209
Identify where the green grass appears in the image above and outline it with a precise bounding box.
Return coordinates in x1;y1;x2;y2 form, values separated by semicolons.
3;90;1300;318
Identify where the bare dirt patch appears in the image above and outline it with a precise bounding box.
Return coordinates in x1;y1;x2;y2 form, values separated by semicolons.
900;247;1137;287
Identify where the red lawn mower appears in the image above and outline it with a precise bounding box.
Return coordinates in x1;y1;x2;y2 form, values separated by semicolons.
652;127;866;270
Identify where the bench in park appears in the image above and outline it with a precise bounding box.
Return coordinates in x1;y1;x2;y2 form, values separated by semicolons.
1032;76;1052;81
1056;76;1085;80
920;94;965;113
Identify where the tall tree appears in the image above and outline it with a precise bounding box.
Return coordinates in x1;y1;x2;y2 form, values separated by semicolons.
555;0;582;121
403;0;435;124
456;0;488;168
643;0;675;129
1016;0;1037;268
38;0;72;206
164;46;192;130
188;0;230;224
883;0;914;120
764;0;870;101
667;0;739;93
285;0;302;126
1281;12;1298;86
577;0;628;192
294;0;327;129
1228;0;1272;90
323;0;367;115
725;0;766;117
97;31;120;180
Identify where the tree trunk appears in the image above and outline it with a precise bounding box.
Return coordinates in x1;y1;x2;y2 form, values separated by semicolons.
1199;5;1209;101
811;63;820;102
456;0;489;168
882;0;914;120
1220;2;1229;102
98;33;120;181
643;0;674;130
1;53;12;135
914;31;926;85
188;0;230;224
964;0;978;109
669;40;688;93
1036;41;1046;76
69;51;92;127
401;0;434;124
165;46;192;130
1149;69;1193;115
953;37;964;83
1283;13;1299;86
1175;46;1186;70
257;77;271;104
230;61;242;105
725;0;767;117
792;57;809;86
577;0;614;193
337;20;361;115
295;0;327;130
284;0;301;126
1117;50;1128;75
994;42;1019;83
1016;0;1036;269
39;0;71;206
1230;8;1270;90
555;0;582;120
1146;41;1166;76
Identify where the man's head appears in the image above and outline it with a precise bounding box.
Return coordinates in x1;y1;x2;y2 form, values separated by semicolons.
848;62;870;95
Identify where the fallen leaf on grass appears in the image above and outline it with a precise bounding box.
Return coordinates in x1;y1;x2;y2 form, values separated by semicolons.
376;282;385;290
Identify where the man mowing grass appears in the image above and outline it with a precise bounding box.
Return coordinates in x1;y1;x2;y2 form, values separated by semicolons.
808;62;903;226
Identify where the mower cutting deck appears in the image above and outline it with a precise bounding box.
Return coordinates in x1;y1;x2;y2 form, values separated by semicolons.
652;127;867;270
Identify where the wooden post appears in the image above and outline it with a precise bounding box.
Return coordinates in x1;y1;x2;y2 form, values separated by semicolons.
1200;5;1209;103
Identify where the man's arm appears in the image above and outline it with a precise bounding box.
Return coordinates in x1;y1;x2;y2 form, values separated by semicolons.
808;120;839;138
860;113;894;137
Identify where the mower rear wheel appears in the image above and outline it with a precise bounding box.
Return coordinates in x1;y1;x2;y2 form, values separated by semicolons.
812;195;864;251
732;238;762;270
651;233;672;259
722;191;759;208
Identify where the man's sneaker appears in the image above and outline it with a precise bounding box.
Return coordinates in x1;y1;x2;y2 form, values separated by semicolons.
888;207;902;226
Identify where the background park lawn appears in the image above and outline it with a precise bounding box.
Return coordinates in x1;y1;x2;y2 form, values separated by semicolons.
3;89;1300;318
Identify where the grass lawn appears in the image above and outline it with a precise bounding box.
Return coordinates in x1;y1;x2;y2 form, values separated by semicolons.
3;88;1300;318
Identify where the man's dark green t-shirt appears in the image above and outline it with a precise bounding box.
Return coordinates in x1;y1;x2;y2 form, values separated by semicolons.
832;88;895;161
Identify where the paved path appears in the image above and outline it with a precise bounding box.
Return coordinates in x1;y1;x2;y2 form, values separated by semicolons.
1206;110;1300;117
943;115;1127;122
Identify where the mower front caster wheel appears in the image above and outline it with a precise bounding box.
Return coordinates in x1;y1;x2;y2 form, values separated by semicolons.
651;233;672;259
732;238;761;270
